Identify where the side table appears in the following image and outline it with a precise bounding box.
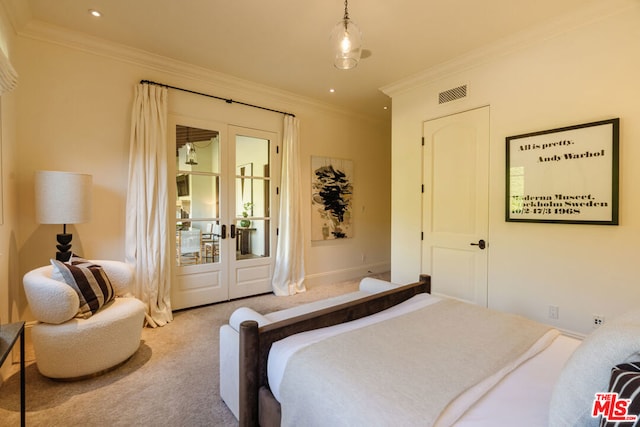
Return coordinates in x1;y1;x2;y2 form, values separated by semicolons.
236;227;256;255
0;321;25;427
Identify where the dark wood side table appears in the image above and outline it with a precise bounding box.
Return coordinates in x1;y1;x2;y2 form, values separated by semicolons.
0;322;25;427
236;227;256;255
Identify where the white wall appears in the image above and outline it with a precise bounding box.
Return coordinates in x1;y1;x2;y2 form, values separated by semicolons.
0;0;20;381
7;20;391;324
386;0;640;336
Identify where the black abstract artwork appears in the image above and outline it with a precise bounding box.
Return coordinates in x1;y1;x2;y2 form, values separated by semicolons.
311;157;353;240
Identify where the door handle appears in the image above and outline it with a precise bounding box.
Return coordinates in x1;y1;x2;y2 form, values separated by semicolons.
221;225;226;239
470;239;486;250
230;224;236;239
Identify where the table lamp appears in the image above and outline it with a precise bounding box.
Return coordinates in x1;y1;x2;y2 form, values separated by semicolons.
35;171;92;261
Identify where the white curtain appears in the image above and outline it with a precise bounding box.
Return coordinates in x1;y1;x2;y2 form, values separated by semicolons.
125;83;173;327
272;115;306;296
0;48;17;95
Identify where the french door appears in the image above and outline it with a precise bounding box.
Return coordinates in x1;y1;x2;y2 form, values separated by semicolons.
169;116;278;310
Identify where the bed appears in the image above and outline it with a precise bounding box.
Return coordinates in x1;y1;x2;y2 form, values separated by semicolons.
235;276;640;427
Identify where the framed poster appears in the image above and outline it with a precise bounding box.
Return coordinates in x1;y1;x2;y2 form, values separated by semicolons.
311;156;353;240
506;118;619;225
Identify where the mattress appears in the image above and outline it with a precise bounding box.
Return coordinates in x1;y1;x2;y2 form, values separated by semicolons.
267;293;581;426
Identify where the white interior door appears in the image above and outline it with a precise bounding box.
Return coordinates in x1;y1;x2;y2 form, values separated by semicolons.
422;106;490;306
169;118;277;309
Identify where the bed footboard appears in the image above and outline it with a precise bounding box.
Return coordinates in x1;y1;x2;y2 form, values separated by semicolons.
239;276;431;427
259;386;281;427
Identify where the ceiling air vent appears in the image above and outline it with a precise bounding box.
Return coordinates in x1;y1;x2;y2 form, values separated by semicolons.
439;85;467;104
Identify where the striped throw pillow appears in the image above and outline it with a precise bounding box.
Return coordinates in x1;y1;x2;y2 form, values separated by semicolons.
50;258;115;319
600;361;640;427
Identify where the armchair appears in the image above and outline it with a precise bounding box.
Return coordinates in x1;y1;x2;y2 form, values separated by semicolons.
23;260;146;379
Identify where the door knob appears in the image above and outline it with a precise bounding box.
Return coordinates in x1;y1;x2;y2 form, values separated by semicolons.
470;239;486;250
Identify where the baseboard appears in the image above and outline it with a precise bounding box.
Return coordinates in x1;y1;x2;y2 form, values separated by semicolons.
304;262;391;287
558;328;586;340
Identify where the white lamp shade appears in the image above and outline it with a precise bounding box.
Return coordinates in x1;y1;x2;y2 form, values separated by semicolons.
35;171;92;224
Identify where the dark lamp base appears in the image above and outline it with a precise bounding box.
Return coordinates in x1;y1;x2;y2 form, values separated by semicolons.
55;233;73;262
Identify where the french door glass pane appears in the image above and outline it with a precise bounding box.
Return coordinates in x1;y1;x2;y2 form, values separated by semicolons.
176;220;220;265
236;219;269;260
177;174;220;219
175;124;221;267
235;134;270;261
176;125;220;173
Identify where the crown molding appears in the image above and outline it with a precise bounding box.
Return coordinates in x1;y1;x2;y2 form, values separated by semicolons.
0;0;31;35
381;0;638;97
16;18;380;123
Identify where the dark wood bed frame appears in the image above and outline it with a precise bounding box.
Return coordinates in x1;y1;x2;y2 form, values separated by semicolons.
238;275;431;427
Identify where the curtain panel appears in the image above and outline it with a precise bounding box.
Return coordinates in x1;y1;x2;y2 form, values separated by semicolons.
125;83;173;327
272;115;306;296
0;48;17;95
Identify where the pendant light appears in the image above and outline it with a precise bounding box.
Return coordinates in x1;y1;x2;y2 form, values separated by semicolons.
184;127;198;165
185;142;198;165
330;0;362;70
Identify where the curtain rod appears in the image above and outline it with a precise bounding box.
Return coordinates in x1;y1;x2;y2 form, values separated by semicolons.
140;79;295;118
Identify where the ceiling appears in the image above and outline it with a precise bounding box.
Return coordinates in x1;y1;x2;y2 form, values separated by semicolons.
176;125;218;151
10;0;599;119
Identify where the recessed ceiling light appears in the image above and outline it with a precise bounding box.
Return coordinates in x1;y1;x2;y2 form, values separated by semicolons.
89;9;102;17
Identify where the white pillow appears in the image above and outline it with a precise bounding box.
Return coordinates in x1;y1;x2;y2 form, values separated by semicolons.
229;307;271;331
359;277;400;293
548;309;640;427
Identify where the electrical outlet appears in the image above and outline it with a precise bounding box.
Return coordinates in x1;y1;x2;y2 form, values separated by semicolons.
593;315;605;328
548;305;559;320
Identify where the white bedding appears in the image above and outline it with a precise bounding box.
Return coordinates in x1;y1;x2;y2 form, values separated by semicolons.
456;334;580;426
268;293;442;402
267;293;581;426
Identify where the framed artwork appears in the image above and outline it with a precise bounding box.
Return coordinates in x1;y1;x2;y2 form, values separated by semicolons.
236;163;253;213
506;118;619;225
176;174;189;197
311;156;353;240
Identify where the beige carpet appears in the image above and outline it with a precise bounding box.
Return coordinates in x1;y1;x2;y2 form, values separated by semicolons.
0;274;388;426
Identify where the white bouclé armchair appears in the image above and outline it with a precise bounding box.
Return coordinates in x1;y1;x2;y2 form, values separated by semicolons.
23;260;146;379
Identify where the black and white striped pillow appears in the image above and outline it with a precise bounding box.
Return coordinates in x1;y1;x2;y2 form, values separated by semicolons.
50;258;115;319
600;361;640;427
